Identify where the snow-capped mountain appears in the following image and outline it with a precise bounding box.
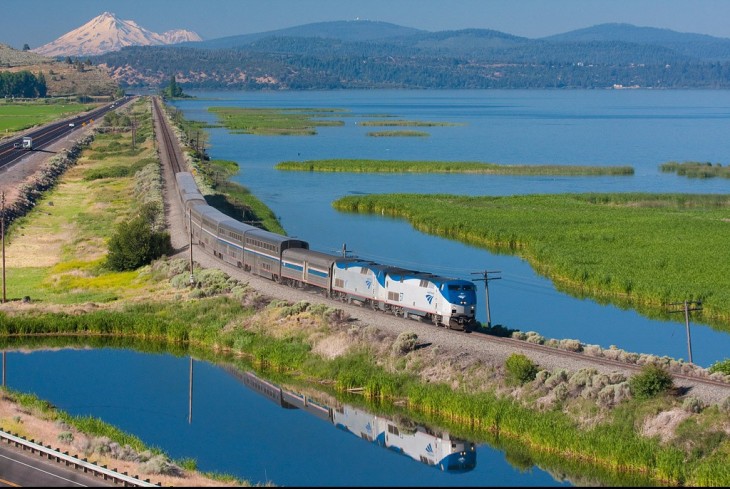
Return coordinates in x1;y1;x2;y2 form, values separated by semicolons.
32;12;202;57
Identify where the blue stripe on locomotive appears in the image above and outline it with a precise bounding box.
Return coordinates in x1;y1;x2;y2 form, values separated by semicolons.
282;262;329;278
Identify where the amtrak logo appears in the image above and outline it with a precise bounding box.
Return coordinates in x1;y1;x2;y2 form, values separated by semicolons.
366;279;372;289
425;293;434;304
425;443;434;454
365;422;372;434
458;293;466;300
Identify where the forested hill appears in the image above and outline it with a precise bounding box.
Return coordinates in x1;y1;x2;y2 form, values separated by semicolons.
91;20;730;90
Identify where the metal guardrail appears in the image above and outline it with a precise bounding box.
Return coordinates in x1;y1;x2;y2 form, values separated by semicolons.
0;428;160;487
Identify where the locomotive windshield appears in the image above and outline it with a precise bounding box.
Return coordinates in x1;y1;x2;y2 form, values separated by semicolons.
447;284;475;291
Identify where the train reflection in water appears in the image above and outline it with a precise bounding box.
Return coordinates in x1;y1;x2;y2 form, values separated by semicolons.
229;368;477;472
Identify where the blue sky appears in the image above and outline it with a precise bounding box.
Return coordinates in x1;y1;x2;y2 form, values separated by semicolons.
3;0;730;49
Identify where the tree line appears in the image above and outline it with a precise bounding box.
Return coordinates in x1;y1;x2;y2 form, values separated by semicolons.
94;44;730;90
0;70;48;98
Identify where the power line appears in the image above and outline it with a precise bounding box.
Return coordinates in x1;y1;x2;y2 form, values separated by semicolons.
471;270;501;327
667;300;702;364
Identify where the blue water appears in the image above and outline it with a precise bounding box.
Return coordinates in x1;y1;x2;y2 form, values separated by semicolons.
2;349;573;487
7;89;727;487
171;89;730;368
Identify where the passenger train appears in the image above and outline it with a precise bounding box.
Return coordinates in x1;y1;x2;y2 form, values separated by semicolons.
176;171;478;330
234;369;477;473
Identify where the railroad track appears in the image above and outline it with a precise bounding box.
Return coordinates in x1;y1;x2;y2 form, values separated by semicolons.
151;95;730;400
152;96;184;173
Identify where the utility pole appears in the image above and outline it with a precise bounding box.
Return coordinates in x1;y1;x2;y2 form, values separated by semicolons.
341;243;350;258
471;270;501;327
1;191;6;304
189;210;195;287
131;114;137;150
188;356;194;424
668;300;702;364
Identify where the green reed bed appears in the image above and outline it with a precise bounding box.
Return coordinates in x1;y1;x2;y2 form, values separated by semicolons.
333;193;730;329
661;161;730;178
358;119;461;127
366;130;429;137
2;304;728;485
276;159;634;175
208;106;346;135
201;159;285;235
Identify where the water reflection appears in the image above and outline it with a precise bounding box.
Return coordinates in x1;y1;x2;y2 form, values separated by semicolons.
228;367;477;473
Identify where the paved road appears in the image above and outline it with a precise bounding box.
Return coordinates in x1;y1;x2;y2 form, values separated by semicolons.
0;443;114;487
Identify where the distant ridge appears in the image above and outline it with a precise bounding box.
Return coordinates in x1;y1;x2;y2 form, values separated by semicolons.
90;19;730;90
188;20;423;49
33;11;202;57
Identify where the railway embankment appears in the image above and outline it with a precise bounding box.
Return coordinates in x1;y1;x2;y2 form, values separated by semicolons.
0;95;729;486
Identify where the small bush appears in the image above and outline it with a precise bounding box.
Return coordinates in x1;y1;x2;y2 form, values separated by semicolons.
629;364;674;399
505;353;538;386
709;359;730;376
392;332;418;355
682;396;704;413
57;431;74;443
106;203;171;271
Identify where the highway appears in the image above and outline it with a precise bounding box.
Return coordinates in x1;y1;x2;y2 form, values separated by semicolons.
0;96;134;172
0;443;114;487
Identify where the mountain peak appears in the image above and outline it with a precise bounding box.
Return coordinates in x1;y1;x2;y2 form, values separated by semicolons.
32;12;201;57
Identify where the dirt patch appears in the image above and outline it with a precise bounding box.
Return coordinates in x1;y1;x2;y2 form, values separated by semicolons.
641;408;690;443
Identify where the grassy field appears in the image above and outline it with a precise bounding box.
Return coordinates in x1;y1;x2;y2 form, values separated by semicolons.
333;192;730;329
0;100;99;133
2;98;166;304
276;158;635;175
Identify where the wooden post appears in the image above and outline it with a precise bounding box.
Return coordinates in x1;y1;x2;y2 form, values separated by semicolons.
188;357;193;424
471;270;501;327
1;191;5;304
684;301;693;365
189;210;194;287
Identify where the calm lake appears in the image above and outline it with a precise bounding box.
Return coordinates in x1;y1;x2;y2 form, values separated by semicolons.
5;89;730;487
172;89;730;368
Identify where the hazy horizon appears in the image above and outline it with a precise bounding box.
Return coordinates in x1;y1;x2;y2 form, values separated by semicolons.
4;0;730;50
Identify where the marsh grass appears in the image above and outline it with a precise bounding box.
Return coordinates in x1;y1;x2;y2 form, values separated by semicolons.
276;159;634;175
359;119;461;127
367;130;430;137
208;107;346;135
199;160;285;235
661;161;730;178
2;289;729;485
333;192;730;329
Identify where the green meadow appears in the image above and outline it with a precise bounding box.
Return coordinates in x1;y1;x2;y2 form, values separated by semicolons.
0;100;97;133
276;158;635;175
333;192;730;329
